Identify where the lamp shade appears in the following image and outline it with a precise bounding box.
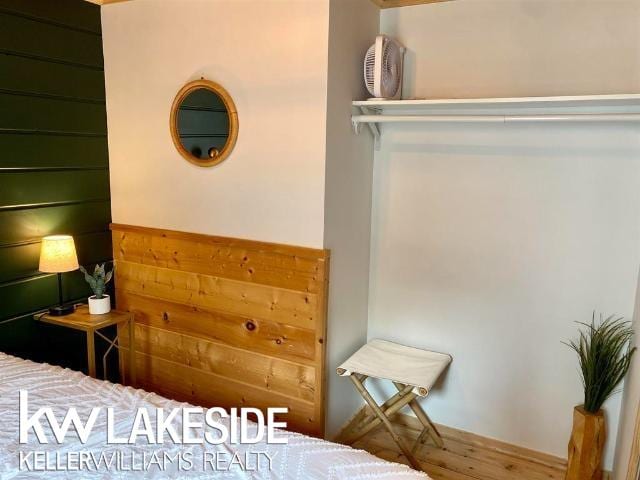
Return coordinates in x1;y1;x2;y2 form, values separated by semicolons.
38;235;79;273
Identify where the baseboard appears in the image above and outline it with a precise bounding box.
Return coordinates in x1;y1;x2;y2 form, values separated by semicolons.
335;406;612;478
397;412;567;470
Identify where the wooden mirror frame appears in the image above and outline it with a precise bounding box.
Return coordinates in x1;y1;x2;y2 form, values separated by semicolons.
170;79;238;167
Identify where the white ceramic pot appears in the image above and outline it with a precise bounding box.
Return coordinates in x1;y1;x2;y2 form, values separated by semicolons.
88;294;111;315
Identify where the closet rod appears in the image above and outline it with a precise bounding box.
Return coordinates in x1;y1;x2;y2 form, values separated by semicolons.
352;113;640;124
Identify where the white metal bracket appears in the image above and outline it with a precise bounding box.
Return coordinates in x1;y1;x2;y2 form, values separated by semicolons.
352;106;381;150
351;117;362;134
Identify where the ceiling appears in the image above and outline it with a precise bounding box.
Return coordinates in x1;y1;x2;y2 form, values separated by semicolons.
83;0;451;8
83;0;130;5
370;0;452;7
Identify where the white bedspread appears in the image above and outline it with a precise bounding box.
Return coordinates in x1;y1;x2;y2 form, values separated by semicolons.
0;352;428;479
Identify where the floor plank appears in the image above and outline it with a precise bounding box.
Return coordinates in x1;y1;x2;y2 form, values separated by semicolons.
352;421;566;480
361;442;477;480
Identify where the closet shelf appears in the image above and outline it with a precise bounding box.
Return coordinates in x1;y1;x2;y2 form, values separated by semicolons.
352;94;640;149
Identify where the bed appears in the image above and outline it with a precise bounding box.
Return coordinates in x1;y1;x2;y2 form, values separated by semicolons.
0;352;428;479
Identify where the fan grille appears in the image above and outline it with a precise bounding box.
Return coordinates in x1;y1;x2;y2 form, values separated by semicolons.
364;44;376;96
381;40;401;96
363;36;402;98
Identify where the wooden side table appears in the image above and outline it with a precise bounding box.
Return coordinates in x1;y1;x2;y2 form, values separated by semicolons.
35;305;136;386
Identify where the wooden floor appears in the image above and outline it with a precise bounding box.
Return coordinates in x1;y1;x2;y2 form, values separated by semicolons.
348;415;568;480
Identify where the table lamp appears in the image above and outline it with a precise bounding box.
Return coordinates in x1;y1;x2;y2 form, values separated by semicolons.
39;235;79;316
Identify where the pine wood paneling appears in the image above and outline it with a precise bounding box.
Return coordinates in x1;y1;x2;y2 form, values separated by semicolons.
113;236;322;291
131;353;316;431
120;323;316;402
112;224;324;288
115;260;318;329
117;293;316;363
111;224;329;437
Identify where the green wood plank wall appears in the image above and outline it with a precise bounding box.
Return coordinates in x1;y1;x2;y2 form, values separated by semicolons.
0;0;113;373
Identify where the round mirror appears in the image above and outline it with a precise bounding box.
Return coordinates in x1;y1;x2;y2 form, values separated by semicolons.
170;79;238;167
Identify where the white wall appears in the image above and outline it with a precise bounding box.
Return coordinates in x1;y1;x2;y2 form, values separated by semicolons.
103;0;381;438
381;0;640;99
369;120;640;468
374;0;640;469
103;0;640;466
102;0;329;248
323;0;378;437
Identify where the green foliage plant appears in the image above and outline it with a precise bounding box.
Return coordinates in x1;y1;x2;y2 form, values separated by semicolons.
565;313;636;413
79;263;113;300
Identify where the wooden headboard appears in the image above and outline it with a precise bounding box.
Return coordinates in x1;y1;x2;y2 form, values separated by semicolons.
111;224;329;437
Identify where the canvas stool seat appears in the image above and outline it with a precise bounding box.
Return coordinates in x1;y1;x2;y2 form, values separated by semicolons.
337;339;452;471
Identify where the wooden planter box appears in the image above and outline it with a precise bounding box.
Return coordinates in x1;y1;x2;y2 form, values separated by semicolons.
566;405;605;480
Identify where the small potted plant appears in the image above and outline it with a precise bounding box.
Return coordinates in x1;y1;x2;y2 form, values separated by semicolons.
79;263;113;315
564;313;636;480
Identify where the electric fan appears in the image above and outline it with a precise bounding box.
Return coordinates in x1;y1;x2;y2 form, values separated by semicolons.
364;35;405;100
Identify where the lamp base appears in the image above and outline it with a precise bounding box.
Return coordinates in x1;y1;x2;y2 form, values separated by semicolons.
48;304;75;316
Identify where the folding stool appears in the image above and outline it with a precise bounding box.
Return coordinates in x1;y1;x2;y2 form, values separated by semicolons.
337;339;452;471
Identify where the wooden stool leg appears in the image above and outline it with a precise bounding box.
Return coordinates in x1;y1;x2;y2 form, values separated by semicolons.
413;427;431;453
350;375;423;471
393;382;444;448
411;402;444;448
343;384;415;445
